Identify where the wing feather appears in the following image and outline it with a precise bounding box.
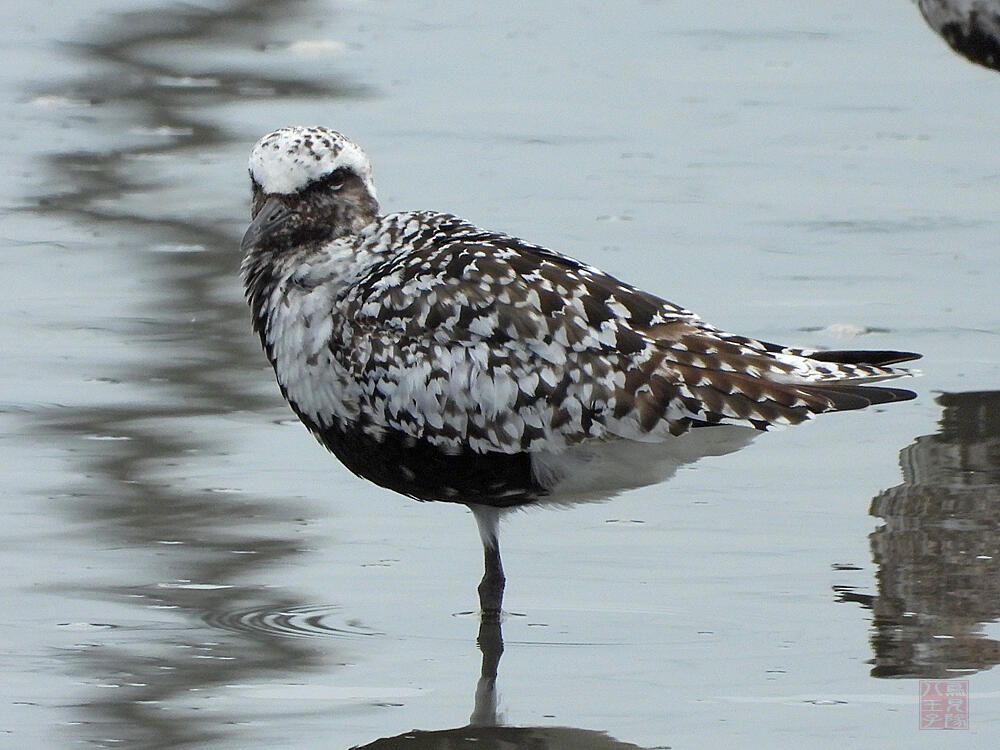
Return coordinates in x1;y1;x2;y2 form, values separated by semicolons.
325;212;916;453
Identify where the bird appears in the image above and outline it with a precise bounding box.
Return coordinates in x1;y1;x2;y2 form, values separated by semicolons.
916;0;1000;72
240;126;920;618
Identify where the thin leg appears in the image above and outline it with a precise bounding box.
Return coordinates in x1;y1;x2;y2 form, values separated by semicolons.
468;507;506;726
478;541;505;618
470;505;505;618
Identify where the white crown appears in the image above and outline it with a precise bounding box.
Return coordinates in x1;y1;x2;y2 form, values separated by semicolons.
248;126;377;199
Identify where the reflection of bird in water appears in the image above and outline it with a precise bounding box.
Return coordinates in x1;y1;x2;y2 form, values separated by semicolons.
836;391;1000;677
916;0;1000;71
352;725;645;750
350;618;649;750
241;126;920;617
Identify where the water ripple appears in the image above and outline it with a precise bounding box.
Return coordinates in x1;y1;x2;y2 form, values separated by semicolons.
204;604;382;639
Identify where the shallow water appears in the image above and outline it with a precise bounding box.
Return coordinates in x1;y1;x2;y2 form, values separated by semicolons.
1;1;999;748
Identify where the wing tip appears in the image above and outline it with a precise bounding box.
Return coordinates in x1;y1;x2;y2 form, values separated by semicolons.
807;349;923;367
804;383;919;412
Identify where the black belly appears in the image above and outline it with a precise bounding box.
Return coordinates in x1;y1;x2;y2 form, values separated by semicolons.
313;420;546;508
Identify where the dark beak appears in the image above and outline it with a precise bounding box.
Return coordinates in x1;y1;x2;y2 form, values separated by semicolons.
241;196;294;253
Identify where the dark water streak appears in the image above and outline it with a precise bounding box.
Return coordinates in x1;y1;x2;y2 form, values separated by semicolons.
27;1;370;747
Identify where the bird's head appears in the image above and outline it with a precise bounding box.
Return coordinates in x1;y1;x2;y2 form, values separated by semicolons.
242;126;379;254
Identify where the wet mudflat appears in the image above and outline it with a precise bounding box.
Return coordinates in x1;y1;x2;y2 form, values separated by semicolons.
1;1;998;748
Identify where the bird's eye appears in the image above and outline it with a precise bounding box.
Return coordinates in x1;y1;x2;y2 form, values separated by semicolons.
324;170;348;191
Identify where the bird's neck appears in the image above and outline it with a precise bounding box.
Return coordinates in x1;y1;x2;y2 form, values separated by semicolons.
240;214;384;354
329;193;379;239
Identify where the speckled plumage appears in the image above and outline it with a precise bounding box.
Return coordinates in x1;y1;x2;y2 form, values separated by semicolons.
241;127;921;614
917;0;1000;71
241;127;919;511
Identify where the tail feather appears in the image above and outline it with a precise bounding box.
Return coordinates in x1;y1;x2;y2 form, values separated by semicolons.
805;350;922;367
797;382;918;413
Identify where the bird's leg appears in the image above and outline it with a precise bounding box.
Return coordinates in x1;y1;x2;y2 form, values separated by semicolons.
478;540;505;619
470;505;505;618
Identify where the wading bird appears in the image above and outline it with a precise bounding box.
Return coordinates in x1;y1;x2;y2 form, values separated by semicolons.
241;126;919;618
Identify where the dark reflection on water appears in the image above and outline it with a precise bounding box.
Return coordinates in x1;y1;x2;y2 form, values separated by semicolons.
354;726;647;750
837;391;1000;678
29;1;370;747
350;619;652;750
